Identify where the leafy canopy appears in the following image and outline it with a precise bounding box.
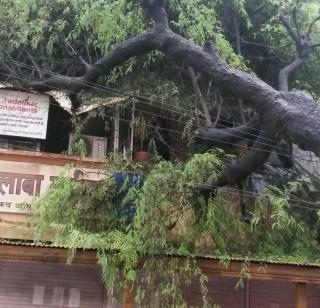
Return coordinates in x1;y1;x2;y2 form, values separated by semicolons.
2;0;320;305
34;153;320;306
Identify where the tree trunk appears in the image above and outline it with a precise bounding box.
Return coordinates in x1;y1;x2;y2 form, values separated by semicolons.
22;1;320;184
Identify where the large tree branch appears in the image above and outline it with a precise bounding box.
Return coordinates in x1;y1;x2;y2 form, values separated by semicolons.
278;14;305;91
159;36;320;158
196;127;274;195
280;15;301;48
27;31;162;93
21;1;320;159
308;16;320;37
278;57;305;91
196;115;260;145
28;9;276;113
216;129;274;186
278;11;318;92
280;91;320;155
27;1;169;93
276;11;320;176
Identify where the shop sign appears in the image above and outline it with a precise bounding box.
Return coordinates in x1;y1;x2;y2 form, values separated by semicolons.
0;89;49;139
0;160;103;214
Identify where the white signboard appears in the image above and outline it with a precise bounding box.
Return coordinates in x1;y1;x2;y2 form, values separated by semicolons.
0;89;49;139
0;160;103;214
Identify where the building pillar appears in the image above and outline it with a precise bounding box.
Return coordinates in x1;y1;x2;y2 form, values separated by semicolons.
295;282;307;308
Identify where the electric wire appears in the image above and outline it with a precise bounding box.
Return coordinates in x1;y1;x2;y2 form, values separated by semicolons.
0;56;266;132
0;70;317;163
7;54;318;141
4;55;317;157
0;59;319;162
1;80;320;210
3;55;319;153
0;66;289;152
197;182;320;210
2;69;317;165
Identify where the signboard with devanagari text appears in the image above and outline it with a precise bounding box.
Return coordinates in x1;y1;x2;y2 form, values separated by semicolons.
0;160;103;214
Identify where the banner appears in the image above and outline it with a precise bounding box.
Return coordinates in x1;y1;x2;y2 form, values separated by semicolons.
0;89;49;139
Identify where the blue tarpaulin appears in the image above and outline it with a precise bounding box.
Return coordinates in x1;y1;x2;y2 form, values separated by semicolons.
113;172;145;221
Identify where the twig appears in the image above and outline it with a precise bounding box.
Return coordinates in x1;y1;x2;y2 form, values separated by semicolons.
156;127;180;157
308;16;320;37
188;66;213;127
293;8;301;49
213;93;223;128
27;52;43;79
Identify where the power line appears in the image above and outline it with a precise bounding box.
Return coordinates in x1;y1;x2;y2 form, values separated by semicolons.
4;55;320;153
0;71;317;163
0;65;262;128
0;62;286;151
0;80;285;159
7;55;318;162
197;184;320;213
1;78;320;205
0;61;319;162
0;56;266;132
82;110;320;163
198;183;320;209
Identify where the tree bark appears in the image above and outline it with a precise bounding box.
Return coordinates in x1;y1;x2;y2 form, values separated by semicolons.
278;57;305;91
197;115;260;145
21;1;320;183
216;127;275;186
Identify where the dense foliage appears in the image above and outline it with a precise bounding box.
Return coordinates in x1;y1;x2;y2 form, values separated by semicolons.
34;153;320;306
1;0;320;92
2;0;320;306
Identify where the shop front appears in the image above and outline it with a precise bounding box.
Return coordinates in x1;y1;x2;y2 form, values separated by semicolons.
1;150;320;307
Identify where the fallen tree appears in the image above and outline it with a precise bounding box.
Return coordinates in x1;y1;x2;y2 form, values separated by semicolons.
3;0;320;186
6;2;320;304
